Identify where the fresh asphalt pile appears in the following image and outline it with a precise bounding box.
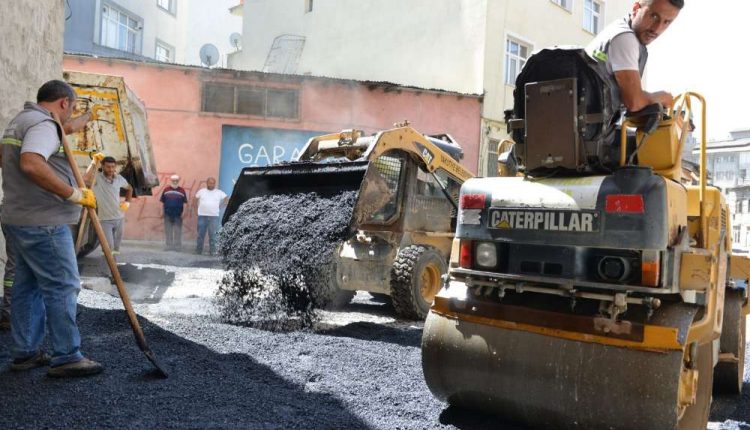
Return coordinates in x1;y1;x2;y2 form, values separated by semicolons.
217;191;358;330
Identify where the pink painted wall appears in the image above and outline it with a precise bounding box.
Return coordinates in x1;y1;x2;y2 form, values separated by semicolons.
63;55;482;242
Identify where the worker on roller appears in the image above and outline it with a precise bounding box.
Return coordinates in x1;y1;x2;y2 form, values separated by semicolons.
1;79;103;377
586;0;683;119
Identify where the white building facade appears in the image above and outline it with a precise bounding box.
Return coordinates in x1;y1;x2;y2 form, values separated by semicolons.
692;129;750;249
64;0;242;67
228;0;632;174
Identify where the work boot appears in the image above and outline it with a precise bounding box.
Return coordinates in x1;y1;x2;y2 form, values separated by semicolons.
10;351;51;371
47;357;104;378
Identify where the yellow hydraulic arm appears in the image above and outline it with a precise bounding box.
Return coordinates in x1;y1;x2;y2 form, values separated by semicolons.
367;126;474;185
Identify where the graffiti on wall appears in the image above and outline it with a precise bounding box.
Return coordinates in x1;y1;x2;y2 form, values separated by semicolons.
217;125;324;194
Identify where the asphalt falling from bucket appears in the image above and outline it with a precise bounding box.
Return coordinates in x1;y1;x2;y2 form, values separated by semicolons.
217;191;358;330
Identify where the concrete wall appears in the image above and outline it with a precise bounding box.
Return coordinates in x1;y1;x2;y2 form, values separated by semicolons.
63;55;481;243
1;1;66;130
229;0;488;95
64;0;241;66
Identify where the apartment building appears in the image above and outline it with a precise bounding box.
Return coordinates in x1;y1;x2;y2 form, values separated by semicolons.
63;0;241;66
227;0;632;175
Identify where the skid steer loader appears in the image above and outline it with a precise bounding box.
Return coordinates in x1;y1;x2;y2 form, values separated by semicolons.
222;126;473;319
421;47;750;429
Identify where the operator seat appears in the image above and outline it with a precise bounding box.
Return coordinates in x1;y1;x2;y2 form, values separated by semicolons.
507;47;617;175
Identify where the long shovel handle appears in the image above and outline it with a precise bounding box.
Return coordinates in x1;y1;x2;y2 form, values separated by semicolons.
58;121;168;378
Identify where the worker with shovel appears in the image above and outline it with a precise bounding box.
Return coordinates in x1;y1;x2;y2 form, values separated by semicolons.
1;80;103;377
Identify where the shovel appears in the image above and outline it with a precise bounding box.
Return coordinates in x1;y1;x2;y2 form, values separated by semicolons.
58;118;169;378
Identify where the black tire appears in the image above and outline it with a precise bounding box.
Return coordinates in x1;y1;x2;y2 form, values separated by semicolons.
320;257;355;310
713;288;747;395
389;245;446;320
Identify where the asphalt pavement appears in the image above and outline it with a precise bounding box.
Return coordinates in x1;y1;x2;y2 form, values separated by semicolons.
0;243;748;429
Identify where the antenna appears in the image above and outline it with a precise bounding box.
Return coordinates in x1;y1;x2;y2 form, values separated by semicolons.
229;33;242;51
199;43;220;67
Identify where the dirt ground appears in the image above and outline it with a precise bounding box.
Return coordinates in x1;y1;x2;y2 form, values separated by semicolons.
0;242;748;429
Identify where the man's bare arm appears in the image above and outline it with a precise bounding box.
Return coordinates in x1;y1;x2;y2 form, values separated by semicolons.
20;152;74;198
125;187;133;202
614;70;674;112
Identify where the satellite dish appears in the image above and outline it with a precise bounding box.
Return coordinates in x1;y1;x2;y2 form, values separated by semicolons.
199;43;220;67
229;33;242;50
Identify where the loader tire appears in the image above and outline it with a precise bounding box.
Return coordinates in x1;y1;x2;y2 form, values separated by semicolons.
713;288;747;395
320;257;355;310
390;245;446;320
328;290;356;309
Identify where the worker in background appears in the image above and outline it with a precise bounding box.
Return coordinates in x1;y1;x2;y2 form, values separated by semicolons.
0;111;94;332
160;174;188;251
85;155;132;256
194;177;228;256
1;79;103;377
586;0;683;119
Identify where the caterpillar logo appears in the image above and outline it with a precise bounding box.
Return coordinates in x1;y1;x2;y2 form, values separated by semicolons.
489;209;599;232
414;141;434;164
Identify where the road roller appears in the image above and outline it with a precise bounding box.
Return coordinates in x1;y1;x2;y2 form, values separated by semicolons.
422;47;750;430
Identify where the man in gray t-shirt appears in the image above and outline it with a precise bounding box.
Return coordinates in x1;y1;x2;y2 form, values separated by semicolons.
586;0;683;118
87;156;132;254
1;79;103;377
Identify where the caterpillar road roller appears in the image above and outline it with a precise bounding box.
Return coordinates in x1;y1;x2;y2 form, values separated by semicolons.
223;125;473;319
421;47;750;429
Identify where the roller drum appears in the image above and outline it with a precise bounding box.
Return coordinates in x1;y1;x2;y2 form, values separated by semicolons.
422;309;692;430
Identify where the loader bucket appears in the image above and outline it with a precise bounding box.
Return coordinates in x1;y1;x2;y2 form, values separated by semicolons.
223;161;369;224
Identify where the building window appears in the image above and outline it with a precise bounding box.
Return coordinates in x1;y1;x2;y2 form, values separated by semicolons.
305;0;313;13
505;38;530;86
157;0;176;14
155;40;174;62
583;0;602;34
551;0;572;12
202;83;299;119
100;4;142;54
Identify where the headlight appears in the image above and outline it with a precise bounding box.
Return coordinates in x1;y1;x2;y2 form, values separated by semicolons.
475;242;497;268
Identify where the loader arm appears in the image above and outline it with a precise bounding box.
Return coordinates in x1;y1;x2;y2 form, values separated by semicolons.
366;127;474;185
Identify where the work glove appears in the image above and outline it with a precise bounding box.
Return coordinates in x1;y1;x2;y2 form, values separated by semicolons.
67;187;97;209
120;201;130;212
91;152;105;163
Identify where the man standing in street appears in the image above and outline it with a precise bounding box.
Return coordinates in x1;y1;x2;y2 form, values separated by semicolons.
194;177;228;255
1;79;103;377
586;0;683;118
87;156;132;256
160;174;187;251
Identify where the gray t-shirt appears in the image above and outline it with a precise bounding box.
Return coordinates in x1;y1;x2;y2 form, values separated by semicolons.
1;103;81;226
93;171;131;221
